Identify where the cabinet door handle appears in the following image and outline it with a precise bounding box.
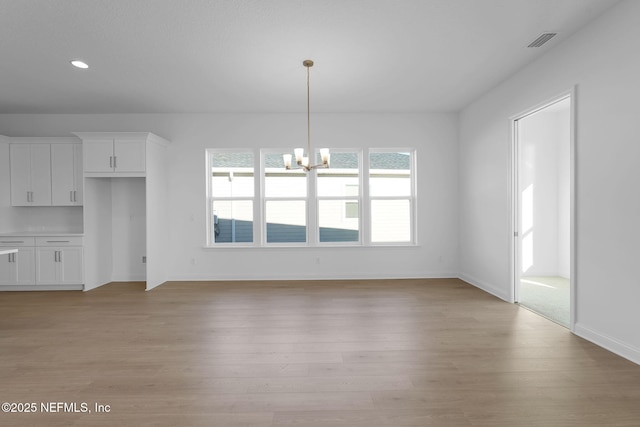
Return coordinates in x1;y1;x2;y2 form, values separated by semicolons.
114;156;117;169
1;241;24;244
70;191;74;202
59;251;63;263
73;191;77;202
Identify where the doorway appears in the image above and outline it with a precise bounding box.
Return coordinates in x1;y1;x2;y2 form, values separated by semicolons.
512;94;573;328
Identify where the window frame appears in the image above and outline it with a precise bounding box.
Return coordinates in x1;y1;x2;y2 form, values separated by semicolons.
315;148;363;246
366;148;417;246
205;147;417;248
261;148;310;246
205;148;259;247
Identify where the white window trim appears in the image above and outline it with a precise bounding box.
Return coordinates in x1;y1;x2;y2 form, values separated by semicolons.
205;148;259;247
205;147;417;248
316;148;363;247
261;148;310;246
366;148;417;246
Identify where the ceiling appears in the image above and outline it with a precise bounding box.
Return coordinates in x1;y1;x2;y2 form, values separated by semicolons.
0;0;620;114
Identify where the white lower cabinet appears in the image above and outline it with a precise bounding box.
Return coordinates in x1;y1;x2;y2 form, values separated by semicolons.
0;236;83;289
0;247;36;286
36;246;84;285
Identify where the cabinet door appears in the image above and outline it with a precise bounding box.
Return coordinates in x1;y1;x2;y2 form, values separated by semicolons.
0;253;15;285
84;139;115;172
51;143;82;205
15;248;36;285
36;248;59;284
51;144;76;205
29;144;52;206
73;144;83;204
9;144;31;206
59;247;84;284
0;249;36;286
114;140;146;172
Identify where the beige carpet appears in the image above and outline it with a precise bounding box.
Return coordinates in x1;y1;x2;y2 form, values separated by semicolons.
519;276;570;327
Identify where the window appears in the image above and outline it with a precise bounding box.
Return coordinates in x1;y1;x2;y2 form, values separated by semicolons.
207;150;255;245
317;151;360;243
369;151;414;243
263;151;307;244
206;148;415;246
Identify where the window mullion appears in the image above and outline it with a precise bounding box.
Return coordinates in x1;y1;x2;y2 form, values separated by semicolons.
308;167;317;246
255;148;263;246
362;148;371;245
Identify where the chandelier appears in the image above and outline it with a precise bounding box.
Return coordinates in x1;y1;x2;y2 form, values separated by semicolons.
283;60;330;171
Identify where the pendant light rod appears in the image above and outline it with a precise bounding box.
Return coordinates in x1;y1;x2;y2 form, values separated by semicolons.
305;59;312;163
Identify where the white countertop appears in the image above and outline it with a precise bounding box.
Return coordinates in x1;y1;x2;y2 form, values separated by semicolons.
0;249;18;255
0;231;84;237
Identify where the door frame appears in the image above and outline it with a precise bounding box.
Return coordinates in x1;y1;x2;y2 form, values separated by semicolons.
509;87;576;330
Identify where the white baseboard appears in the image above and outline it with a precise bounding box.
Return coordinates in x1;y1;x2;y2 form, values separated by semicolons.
574;323;640;366
457;272;511;302
0;285;83;291
111;275;146;282
167;271;459;282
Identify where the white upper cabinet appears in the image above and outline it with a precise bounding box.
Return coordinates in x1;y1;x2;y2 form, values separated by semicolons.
51;143;83;206
83;138;115;173
10;143;52;206
78;133;152;176
114;140;146;172
10;138;83;207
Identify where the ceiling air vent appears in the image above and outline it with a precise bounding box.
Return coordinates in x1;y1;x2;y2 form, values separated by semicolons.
527;32;557;48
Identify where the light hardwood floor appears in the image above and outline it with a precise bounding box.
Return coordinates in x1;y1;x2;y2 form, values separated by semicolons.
1;279;639;426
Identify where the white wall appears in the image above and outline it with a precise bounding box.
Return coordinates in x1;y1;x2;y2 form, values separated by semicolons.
459;0;640;363
555;109;571;279
518;104;570;278
146;139;170;290
83;178;113;290
0;113;459;281
111;178;146;281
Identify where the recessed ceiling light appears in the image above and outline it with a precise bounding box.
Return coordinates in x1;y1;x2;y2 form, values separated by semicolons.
70;60;89;69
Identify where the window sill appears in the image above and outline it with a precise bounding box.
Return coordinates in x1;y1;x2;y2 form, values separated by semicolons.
202;243;419;250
